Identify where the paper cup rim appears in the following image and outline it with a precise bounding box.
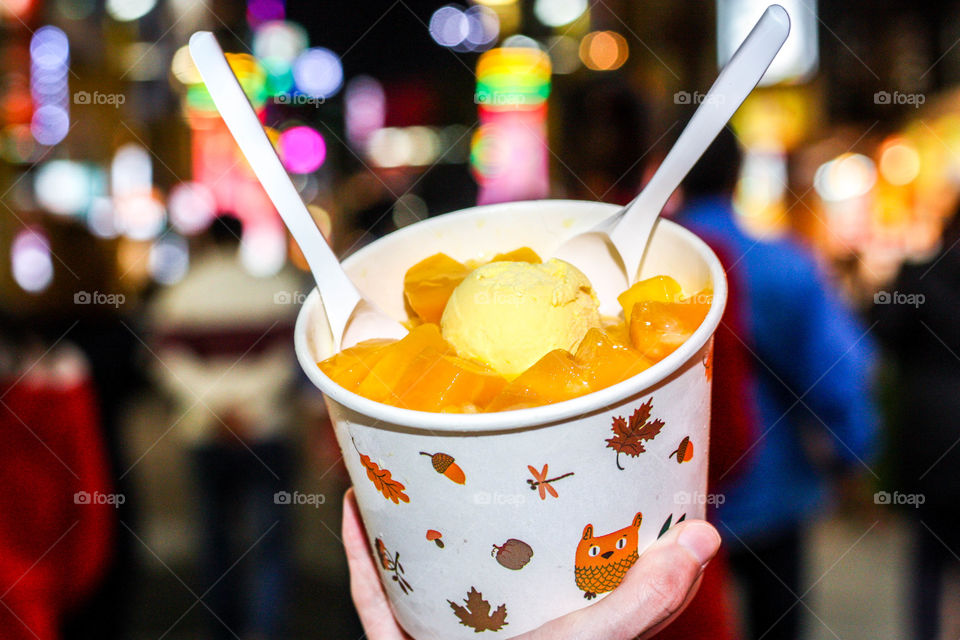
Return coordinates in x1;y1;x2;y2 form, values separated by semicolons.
294;199;727;434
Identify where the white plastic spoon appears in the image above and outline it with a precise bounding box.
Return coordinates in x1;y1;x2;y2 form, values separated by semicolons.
189;32;406;349
554;4;791;314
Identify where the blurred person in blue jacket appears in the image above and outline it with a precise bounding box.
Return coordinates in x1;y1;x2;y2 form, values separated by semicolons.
675;128;878;640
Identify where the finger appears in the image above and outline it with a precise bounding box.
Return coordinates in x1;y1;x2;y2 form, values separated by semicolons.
520;520;721;640
341;488;410;640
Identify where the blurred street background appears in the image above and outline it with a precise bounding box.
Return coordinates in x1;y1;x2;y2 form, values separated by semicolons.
2;0;960;639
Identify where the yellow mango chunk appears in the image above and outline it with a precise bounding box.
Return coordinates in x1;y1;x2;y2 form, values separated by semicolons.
618;275;682;319
628;295;710;362
317;338;395;391
394;349;506;412
355;324;450;403
488;349;591;411
575;328;651;391
403;253;472;324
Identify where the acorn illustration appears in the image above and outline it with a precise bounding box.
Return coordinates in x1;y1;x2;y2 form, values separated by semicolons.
669;437;694;464
420;451;466;484
426;530;444;548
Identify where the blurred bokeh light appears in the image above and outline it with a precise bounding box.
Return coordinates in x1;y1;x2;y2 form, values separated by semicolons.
11;227;53;293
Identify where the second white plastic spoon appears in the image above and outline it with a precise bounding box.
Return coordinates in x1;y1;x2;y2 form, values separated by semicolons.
554;4;791;313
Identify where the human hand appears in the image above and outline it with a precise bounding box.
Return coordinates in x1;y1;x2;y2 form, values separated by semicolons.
342;488;720;640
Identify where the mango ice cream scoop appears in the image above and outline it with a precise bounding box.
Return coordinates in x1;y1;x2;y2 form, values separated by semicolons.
440;258;601;379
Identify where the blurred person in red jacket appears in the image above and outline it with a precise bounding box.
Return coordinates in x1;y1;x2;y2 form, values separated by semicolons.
653;235;758;640
0;318;116;640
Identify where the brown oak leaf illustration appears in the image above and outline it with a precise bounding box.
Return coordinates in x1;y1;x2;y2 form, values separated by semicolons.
605;399;665;470
449;587;508;633
352;439;410;504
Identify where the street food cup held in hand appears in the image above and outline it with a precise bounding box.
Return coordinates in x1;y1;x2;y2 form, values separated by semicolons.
294;200;727;639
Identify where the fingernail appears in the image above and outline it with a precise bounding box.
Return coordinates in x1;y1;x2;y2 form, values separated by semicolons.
676;522;721;566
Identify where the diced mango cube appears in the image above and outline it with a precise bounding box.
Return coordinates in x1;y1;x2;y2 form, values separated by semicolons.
628;298;710;362
403;253;471;324
488;349;591;411
355;324;450;403
575;328;651;391
317;338;395;391
618;275;683;319
394;349;506;412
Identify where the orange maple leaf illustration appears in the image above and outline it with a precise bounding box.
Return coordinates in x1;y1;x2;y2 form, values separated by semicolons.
352;439;410;504
605;399;665;470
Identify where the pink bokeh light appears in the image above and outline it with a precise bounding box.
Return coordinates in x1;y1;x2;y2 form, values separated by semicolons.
278;125;326;174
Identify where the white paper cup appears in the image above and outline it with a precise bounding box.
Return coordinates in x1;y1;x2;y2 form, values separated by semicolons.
294;200;727;639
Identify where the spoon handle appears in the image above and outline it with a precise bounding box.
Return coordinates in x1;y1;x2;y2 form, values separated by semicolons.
610;4;790;278
189;31;361;339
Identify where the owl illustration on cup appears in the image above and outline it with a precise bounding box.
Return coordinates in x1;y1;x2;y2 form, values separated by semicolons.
574;512;643;599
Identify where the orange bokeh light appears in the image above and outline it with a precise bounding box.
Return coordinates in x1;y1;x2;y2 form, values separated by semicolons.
878;137;920;186
579;31;629;71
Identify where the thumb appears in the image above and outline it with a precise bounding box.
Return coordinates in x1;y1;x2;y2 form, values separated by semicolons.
520;520;721;640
